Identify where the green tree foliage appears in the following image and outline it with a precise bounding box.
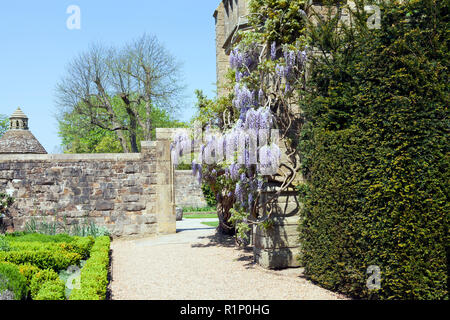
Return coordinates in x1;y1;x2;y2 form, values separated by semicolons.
192;89;234;130
59;101;186;153
56;34;185;152
298;0;449;299
0;114;8;138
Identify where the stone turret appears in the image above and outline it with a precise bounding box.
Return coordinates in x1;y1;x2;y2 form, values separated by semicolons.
0;107;47;154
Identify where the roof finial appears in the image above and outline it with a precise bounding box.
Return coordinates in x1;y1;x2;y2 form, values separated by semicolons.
0;107;47;154
10;107;29;130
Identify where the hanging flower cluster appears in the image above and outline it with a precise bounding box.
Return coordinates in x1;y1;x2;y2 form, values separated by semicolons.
233;84;255;120
230;45;259;82
202;45;281;212
275;45;307;93
170;131;191;166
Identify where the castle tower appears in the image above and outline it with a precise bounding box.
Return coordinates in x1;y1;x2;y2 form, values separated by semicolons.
0;107;47;154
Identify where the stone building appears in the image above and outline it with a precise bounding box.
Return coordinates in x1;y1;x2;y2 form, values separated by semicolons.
213;0;251;97
0;108;47;154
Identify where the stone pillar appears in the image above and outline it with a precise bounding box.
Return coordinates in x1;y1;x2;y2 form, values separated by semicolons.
253;183;301;269
152;129;176;234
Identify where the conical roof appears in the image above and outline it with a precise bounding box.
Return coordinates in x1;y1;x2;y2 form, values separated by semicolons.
0;108;47;154
10;107;28;119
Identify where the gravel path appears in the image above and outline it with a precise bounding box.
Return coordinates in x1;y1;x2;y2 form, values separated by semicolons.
109;219;347;300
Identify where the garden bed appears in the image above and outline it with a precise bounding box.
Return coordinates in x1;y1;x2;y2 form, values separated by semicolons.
0;232;110;300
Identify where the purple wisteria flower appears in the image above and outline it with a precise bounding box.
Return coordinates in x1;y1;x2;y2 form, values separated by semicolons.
271;42;277;60
245;108;259;130
196;169;202;184
233;84;254;110
258;108;272;129
248;193;253;209
229;163;240;180
297;50;307;66
258;88;264;105
258;144;281;176
244;107;272;130
230;45;259;71
235;182;243;204
192;160;198;175
230;48;243;69
275;64;287;79
257;179;264;191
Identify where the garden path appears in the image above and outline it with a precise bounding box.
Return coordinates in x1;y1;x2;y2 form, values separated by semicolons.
109;219;347;300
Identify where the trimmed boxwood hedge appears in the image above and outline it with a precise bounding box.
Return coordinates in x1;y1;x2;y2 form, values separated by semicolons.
29;269;60;299
298;0;449;299
0;233;110;300
17;264;41;288
34;278;66;301
9;236;94;260
0;250;82;271
70;236;110;300
0;262;28;300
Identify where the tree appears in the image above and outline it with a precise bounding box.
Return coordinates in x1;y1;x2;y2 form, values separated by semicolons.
59;103;186;153
0;115;8;138
56;34;185;152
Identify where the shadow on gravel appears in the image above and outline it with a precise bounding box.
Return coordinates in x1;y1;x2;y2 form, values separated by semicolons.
191;231;260;269
191;232;236;248
236;252;257;269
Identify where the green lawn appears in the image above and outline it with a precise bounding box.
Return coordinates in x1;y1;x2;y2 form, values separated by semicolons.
182;206;216;212
201;221;219;227
184;213;218;219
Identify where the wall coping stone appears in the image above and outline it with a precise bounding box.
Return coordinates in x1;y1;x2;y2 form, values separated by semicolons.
0;153;142;162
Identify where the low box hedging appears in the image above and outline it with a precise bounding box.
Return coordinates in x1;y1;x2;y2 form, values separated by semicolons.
29;269;60;299
70;236;110;300
34;278;66;301
0;233;110;300
17;264;41;288
8;236;94;260
0;250;82;271
0;262;28;300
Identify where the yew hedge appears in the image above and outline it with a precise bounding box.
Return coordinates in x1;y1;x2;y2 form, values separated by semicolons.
298;0;449;299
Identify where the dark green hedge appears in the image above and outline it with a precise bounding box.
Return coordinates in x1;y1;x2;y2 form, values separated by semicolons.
201;183;217;207
298;0;449;299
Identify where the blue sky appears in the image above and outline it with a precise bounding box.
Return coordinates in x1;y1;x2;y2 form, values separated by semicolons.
0;1;219;153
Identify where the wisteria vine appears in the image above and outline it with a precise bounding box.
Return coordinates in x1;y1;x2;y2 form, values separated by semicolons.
171;37;307;241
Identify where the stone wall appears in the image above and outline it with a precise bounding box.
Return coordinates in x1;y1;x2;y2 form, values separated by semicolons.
0;137;175;238
174;170;207;209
